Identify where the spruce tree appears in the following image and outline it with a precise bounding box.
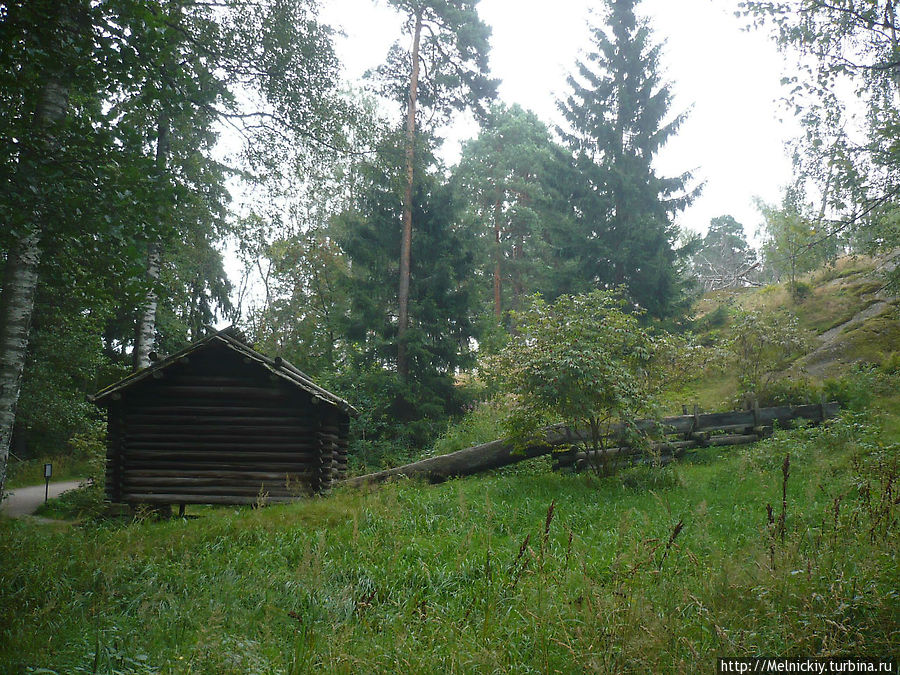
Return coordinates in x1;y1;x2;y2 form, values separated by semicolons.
558;0;697;318
334;133;479;448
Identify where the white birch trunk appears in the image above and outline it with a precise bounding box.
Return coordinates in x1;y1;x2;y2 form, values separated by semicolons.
132;243;161;370
0;232;42;492
132;116;169;372
0;72;69;493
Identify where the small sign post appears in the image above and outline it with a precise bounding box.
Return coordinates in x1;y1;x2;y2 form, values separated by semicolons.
43;463;52;503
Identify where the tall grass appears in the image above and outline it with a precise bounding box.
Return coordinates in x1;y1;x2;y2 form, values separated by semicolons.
2;408;897;673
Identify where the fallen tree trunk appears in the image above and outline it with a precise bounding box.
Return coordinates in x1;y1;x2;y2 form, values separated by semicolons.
341;403;839;487
340;424;589;487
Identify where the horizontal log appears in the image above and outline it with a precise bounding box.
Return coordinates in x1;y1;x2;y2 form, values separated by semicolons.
122;469;315;480
122;426;316;437
121;406;315;416
556;439;698;466
124;431;319;447
120;485;313;497
121;461;318;472
123;452;319;463
120;494;305;505
122;440;316;450
134;385;293;399
124;414;315;426
124;475;314;487
609;402;839;438
698;423;754;434
342;439;556;486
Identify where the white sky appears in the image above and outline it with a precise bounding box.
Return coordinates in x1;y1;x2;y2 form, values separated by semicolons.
320;0;799;240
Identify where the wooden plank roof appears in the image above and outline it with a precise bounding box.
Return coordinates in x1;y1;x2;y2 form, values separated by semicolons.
90;326;359;417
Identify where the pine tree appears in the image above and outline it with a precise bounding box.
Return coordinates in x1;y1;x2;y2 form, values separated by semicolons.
372;0;495;377
558;0;697;317
453;104;574;322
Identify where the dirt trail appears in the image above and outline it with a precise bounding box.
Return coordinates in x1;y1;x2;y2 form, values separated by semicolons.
1;480;83;518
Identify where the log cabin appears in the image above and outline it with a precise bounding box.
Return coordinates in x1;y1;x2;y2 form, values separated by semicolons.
91;327;358;506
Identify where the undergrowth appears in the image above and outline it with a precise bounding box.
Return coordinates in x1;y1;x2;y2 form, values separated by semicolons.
2;408;897;673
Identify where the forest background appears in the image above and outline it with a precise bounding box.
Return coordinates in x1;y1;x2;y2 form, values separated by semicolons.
2;0;899;489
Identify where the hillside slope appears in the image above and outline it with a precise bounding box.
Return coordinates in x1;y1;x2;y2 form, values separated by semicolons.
679;253;899;411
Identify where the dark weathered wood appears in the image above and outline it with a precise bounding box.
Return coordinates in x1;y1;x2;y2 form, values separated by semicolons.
341;439;555;486
122;423;314;435
344;403;840;486
123;460;317;470
122;452;318;463
557;439;698;467
121;432;307;443
125;475;314;487
123;469;313;480
120;484;309;496
122;406;312;416
122;440;313;450
137;385;291;399
105;400;123;502
123;411;314;424
98;329;355;506
121;493;302;505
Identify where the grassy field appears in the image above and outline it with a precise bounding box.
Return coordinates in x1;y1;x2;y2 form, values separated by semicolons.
2;395;898;673
2;263;898;673
5;454;93;489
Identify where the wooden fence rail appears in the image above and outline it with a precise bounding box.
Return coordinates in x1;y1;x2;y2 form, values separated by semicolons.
343;402;840;487
553;401;841;473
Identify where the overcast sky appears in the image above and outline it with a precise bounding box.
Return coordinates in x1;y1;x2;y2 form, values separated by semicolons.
319;0;799;241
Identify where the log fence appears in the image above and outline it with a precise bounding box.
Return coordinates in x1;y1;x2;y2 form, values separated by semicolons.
344;402;840;486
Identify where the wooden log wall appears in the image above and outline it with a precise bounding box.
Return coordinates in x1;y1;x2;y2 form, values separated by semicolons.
104;351;352;505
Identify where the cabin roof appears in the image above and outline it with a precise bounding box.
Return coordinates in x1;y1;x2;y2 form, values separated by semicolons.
91;326;359;417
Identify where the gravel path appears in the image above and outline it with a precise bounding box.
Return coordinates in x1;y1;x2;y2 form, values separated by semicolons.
1;480;84;518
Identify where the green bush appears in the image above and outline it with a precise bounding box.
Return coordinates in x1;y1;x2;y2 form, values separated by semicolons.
697;304;730;331
791;280;813;302
430;399;508;457
755;377;821;407
823;366;882;411
725;309;809;396
880;351;900;375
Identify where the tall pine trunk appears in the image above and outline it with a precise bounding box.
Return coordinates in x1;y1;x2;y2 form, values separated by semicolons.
397;8;423;379
0;71;69;493
133;116;169;371
493;203;503;320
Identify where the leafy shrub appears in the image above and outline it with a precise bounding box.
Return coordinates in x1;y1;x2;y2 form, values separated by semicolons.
823;366;882;411
755;377;821;407
791;280;812;302
490;290;658;476
697;303;730;330
430;399;508;457
880;351;900;375
725;309;809;396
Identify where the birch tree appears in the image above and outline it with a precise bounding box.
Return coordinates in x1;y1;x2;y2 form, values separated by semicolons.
0;0;89;493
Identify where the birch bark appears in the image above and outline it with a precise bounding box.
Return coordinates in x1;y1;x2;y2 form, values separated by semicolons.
0;73;69;493
132;116;169;371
